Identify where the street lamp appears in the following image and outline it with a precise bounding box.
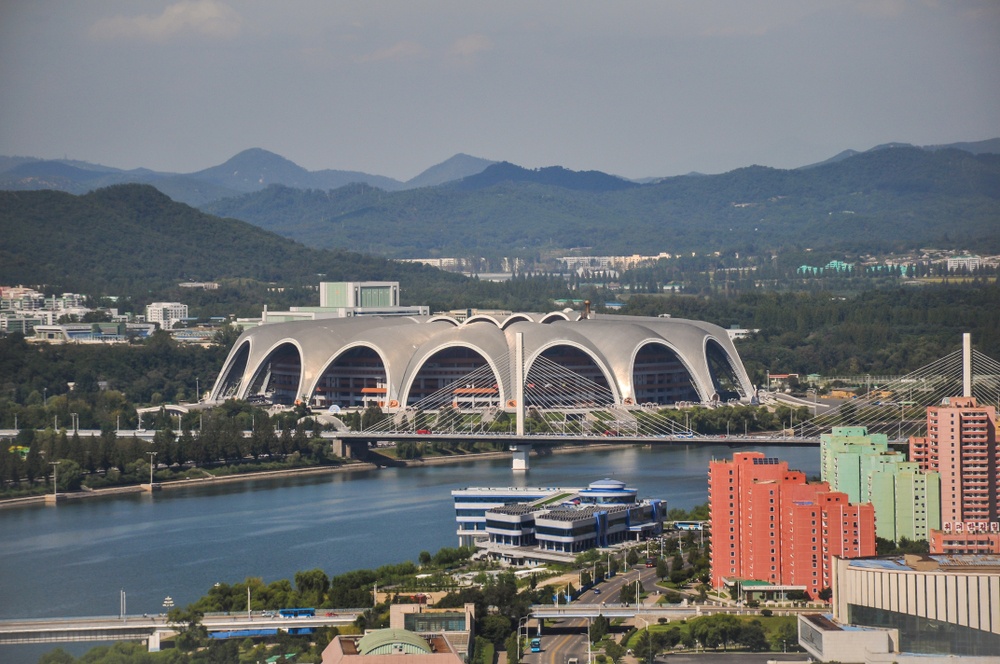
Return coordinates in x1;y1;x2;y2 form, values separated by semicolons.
517;617;529;659
71;412;78;433
147;451;157;485
50;461;60;497
43;387;47;406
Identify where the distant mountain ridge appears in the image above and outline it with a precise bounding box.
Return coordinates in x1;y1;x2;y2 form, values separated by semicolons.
0;148;497;206
202;146;1000;259
2;138;996;207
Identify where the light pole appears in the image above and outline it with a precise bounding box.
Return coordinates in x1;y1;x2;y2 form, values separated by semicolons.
517;617;528;659
807;388;818;415
43;387;47;406
50;461;60;496
587;617;593;664
196;377;200;402
71;412;78;433
147;451;157;485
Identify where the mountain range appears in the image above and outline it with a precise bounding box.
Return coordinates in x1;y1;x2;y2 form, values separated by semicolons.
2;139;999;261
0;149;497;207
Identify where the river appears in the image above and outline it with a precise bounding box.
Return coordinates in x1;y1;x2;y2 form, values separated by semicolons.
0;444;819;659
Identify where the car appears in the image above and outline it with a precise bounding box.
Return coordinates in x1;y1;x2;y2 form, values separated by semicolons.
416;429;431;435
593;588;601;595
325;611;337;617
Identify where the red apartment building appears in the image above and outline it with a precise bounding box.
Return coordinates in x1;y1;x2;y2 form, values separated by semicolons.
910;396;1000;554
709;451;876;600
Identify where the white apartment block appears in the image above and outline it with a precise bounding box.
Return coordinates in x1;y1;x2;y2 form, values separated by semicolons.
145;302;189;330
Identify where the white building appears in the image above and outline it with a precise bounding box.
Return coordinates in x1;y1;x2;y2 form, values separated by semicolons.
145;302;189;330
946;255;982;272
798;553;1000;661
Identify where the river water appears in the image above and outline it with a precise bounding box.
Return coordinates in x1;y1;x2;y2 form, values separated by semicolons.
0;444;819;658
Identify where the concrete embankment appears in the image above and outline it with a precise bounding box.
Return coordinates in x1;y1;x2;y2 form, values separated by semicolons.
0;442;621;509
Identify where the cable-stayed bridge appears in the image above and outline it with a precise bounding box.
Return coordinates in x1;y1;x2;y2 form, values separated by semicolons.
337;338;999;468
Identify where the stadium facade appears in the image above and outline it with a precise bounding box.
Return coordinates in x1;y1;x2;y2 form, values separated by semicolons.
209;311;754;411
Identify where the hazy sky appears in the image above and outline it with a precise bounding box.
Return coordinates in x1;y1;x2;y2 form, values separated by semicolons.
2;1;999;180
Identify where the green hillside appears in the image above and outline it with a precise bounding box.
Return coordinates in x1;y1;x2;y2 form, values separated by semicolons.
0;184;466;301
204;147;1000;258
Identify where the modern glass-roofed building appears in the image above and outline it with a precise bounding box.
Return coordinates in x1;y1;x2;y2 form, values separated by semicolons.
453;479;664;561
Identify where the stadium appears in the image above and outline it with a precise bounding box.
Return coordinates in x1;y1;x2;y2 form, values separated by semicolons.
209;311;755;412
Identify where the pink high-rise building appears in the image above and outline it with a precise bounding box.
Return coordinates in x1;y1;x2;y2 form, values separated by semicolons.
709;451;876;600
910;396;1000;553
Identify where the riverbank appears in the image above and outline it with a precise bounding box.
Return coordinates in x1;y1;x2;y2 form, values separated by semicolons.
0;442;622;509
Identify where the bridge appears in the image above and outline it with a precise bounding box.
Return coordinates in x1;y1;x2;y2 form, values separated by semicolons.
0;610;361;652
5;337;997;471
329;337;999;468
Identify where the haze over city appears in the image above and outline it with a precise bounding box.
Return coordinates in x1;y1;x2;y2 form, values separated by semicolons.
2;1;999;180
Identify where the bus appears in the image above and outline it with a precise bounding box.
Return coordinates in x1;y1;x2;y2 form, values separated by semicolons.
278;608;316;618
530;638;541;653
673;521;704;531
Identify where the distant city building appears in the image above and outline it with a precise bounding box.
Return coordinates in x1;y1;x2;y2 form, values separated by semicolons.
177;281;219;290
31;322;155;344
820;426;941;542
709;451;876;600
0;287;97;334
946;254;982;272
256;281;429;324
145;302;189;330
453;479;664;563
910;396;1000;554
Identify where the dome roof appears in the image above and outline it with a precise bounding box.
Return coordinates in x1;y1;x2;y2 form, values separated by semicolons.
357;628;432;655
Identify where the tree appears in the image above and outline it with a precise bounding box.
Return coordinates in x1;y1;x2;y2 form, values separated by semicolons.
54;459;84;491
505;630;521;664
168;606;206;651
656;557;668;581
479;614;512;649
591;614;610;643
295;569;330;607
604;640;625;664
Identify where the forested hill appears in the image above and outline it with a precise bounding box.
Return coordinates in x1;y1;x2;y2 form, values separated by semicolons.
204;147;1000;259
0;185;467;300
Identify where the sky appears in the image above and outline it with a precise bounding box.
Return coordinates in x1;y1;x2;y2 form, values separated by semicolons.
1;1;999;181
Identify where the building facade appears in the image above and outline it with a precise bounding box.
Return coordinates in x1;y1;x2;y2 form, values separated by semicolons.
145;301;189;330
830;554;1000;657
910;396;999;553
210;312;754;408
821;426;941;542
454;479;664;560
709;451;876;599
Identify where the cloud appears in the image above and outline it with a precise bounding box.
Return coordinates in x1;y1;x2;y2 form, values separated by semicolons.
90;1;242;42
449;34;494;58
353;40;426;63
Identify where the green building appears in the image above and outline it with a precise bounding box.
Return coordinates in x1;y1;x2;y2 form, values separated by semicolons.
820;426;940;542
